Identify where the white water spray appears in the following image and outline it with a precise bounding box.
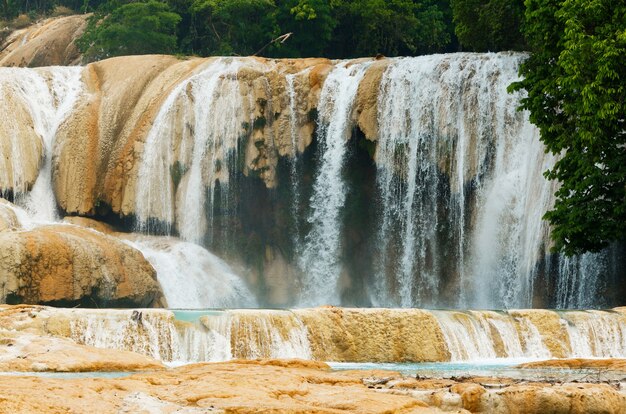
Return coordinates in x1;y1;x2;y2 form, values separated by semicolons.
298;61;371;306
0;67;83;221
135;58;247;243
126;236;257;309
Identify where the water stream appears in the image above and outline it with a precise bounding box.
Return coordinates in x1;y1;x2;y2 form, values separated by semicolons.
63;308;626;364
297;61;372;306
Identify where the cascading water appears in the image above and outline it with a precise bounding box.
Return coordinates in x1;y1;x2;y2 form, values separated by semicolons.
0;67;83;221
68;309;312;364
370;53;608;309
135;58;249;243
201;310;312;360
297;61;372;306
373;53;539;308
125;237;257;309
433;310;551;361
555;252;609;309
61;308;625;364
560;310;626;358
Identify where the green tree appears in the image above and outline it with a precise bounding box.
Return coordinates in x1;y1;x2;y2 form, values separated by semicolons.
451;0;526;51
330;0;450;58
272;0;337;57
190;0;278;56
511;0;626;255
78;0;181;61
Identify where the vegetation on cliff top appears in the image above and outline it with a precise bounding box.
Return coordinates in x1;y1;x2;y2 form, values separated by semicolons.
0;0;529;58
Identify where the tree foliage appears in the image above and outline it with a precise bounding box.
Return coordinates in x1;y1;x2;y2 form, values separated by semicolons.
78;1;181;60
190;0;278;56
511;0;626;255
7;0;565;59
272;0;338;57
330;0;450;58
451;0;526;51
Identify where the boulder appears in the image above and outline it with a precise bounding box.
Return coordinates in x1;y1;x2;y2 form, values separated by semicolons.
0;224;160;307
0;199;21;232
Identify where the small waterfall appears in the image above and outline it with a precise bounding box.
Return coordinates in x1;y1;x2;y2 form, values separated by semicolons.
374;55;452;306
126;237;257;309
0;67;83;220
58;308;626;364
556;252;608;309
561;311;626;358
135;58;248;243
69;310;233;363
201;310;312;360
69;310;182;361
433;311;498;360
285;71;307;255
433;310;551;361
67;309;311;364
298;61;371;306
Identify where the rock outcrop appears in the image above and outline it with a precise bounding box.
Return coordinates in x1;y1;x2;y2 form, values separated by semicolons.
0;222;160;307
519;358;626;371
0;199;20;231
0;15;87;67
0;330;164;372
0;71;45;195
294;307;451;362
387;376;626;414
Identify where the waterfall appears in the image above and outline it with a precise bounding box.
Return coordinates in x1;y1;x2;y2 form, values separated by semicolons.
0;54;618;311
556;252;608;309
201;310;312;360
135;58;249;242
126;237;257;309
67;309;312;364
373;53;545;308
61;308;626;364
298;61;372;306
369;53;613;309
561;310;626;358
0;67;83;221
432;310;551;361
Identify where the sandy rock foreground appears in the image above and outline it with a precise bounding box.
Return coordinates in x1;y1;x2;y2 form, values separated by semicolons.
0;360;452;414
1;358;625;414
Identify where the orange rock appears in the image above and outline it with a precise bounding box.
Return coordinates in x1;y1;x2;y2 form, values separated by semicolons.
0;15;87;67
0;331;164;372
0;224;160;307
0;360;445;414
